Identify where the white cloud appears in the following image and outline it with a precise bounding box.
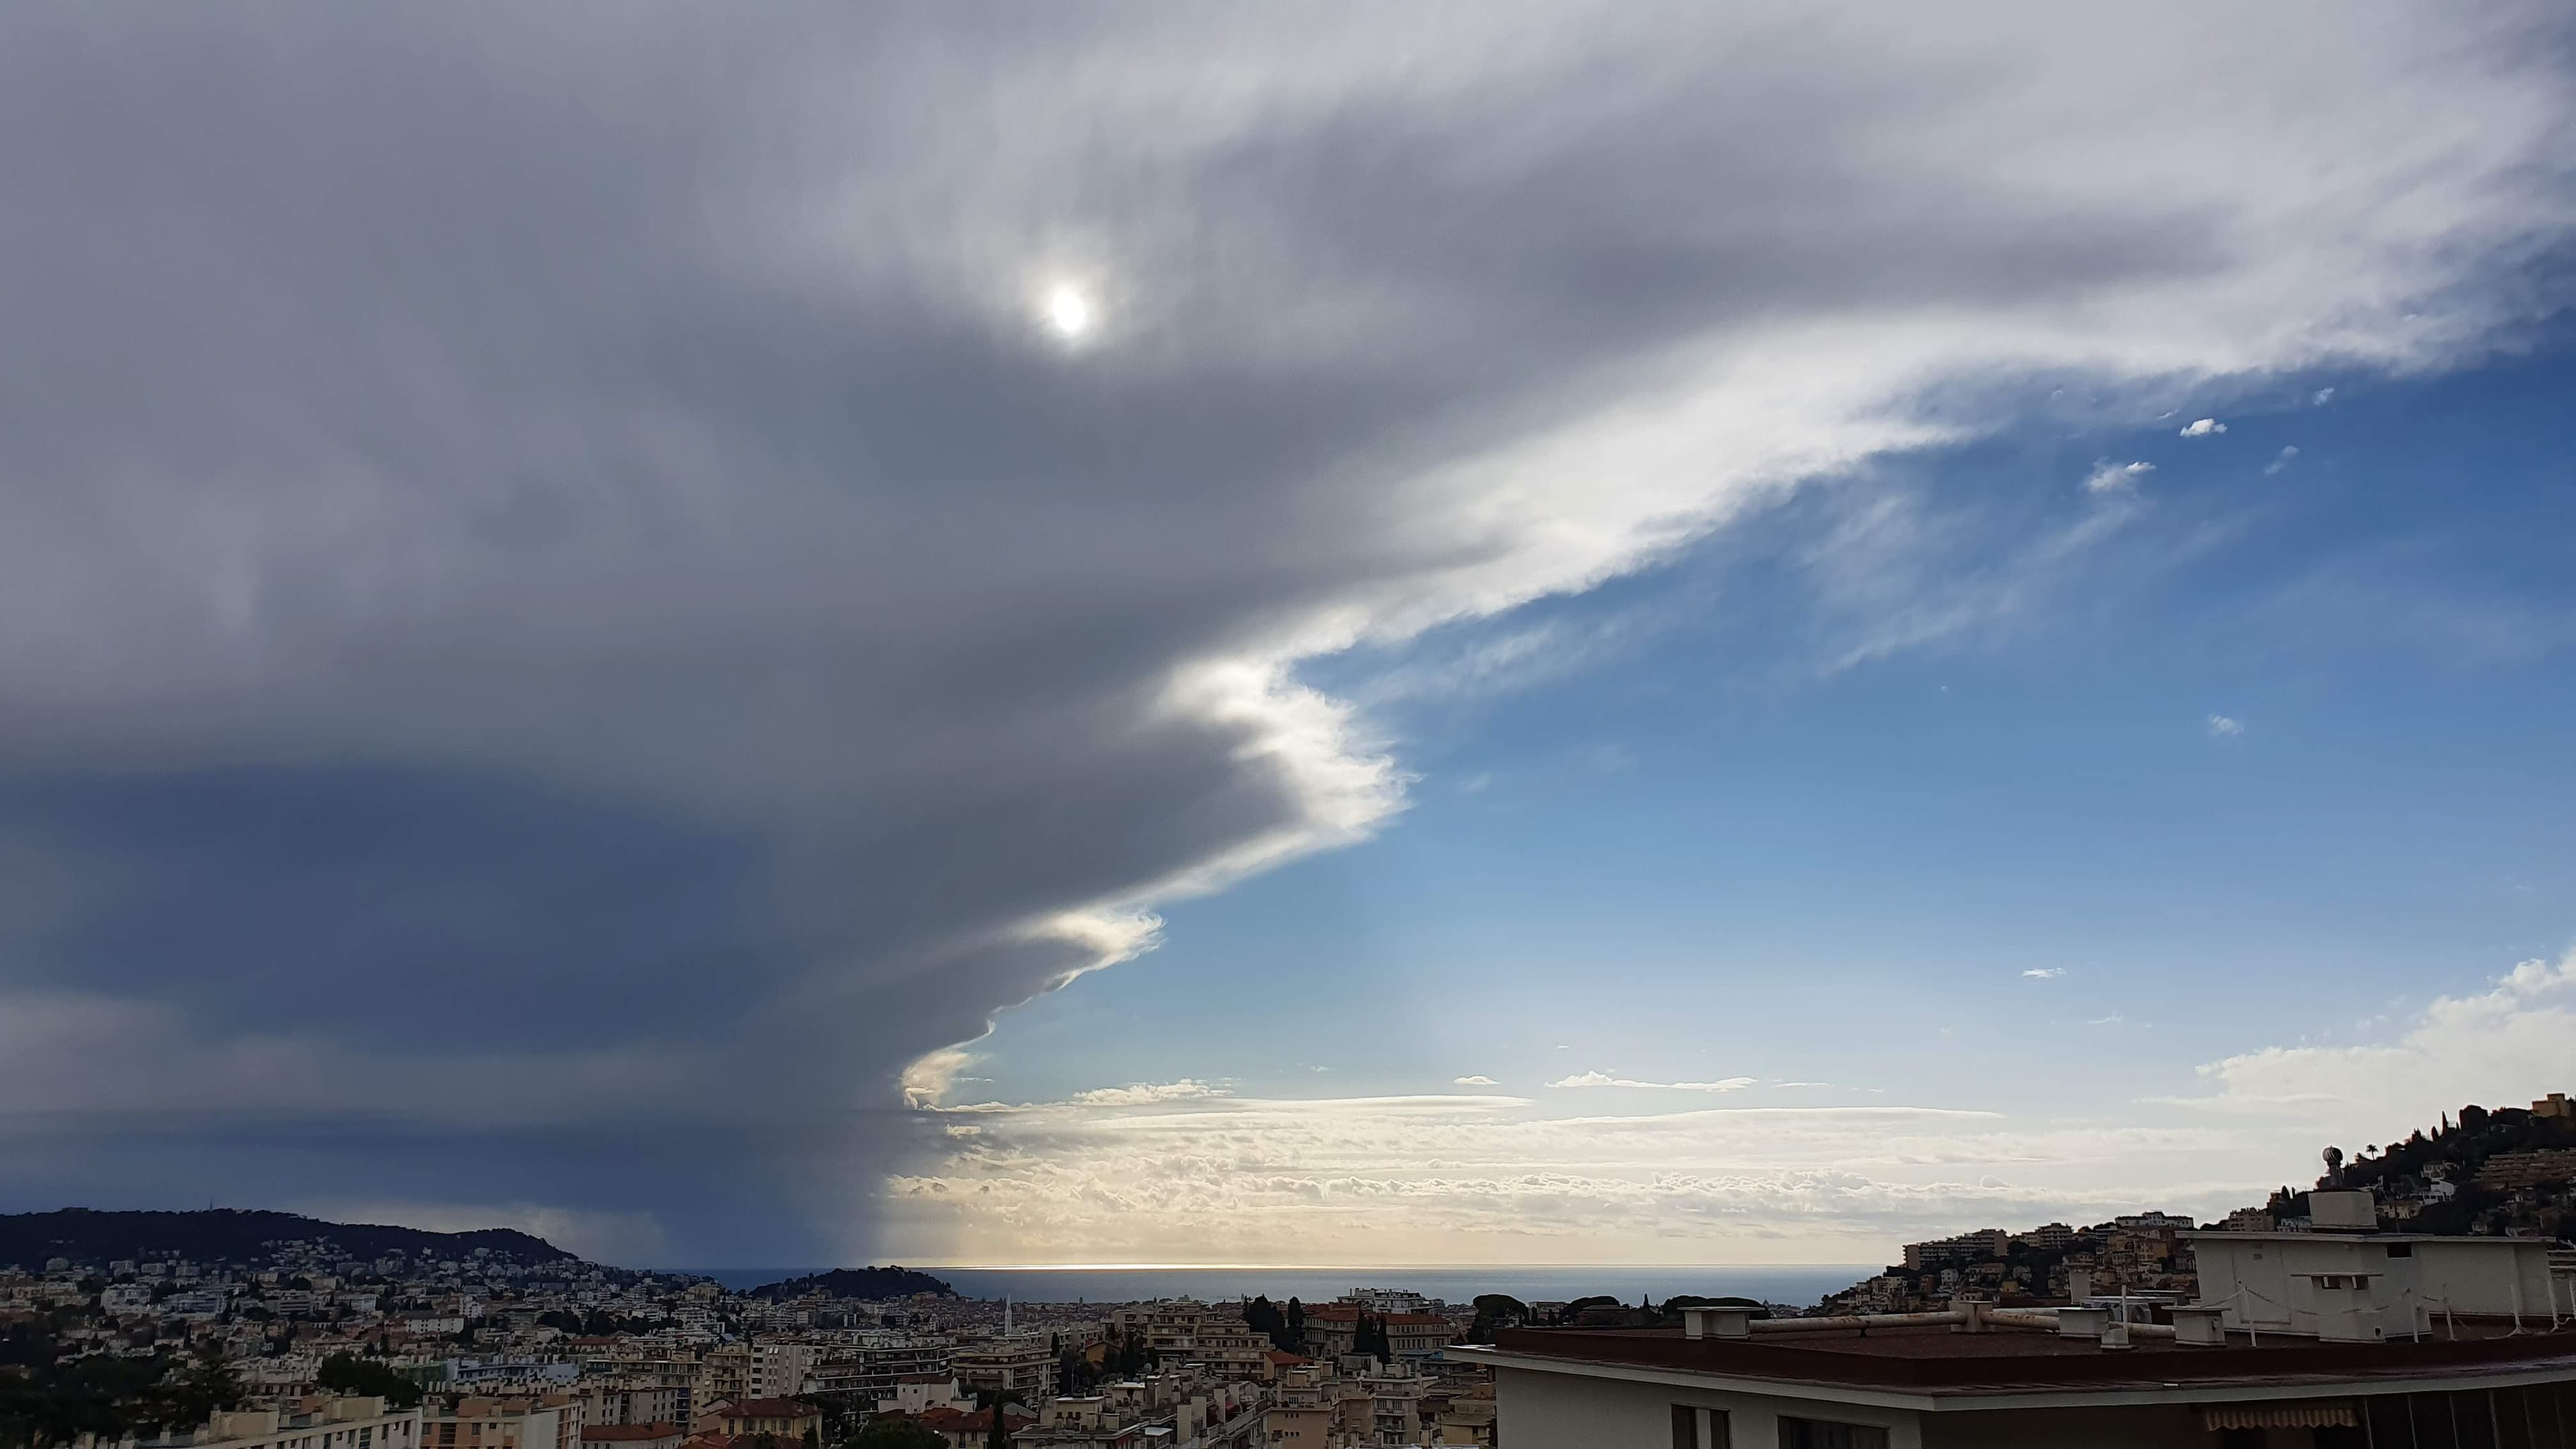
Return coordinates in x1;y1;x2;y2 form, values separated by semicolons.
2314;388;2337;405
879;1089;2279;1266
1452;1075;1500;1086
1549;1071;1760;1091
2082;460;2156;494
1063;1081;1232;1108
2022;967;2067;979
1806;482;2156;674
938;1080;1233;1113
900;1048;979;1109
2265;445;2301;475
2180;417;2229;437
2206;712;2245;736
2173;949;2576;1137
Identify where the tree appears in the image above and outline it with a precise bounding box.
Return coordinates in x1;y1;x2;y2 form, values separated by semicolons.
317;1354;424;1409
1352;1312;1391;1364
147;1351;244;1435
1243;1295;1291;1351
1465;1295;1527;1344
1283;1298;1306;1355
847;1422;942;1449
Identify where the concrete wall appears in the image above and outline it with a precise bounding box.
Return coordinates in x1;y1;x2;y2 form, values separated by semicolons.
2414;1240;2560;1324
2196;1234;2566;1338
1918;1405;2223;1448
1493;1366;1923;1449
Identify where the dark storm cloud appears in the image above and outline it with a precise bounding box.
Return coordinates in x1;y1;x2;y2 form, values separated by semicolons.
0;1;2567;1261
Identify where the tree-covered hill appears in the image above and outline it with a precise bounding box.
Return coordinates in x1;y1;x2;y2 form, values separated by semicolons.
0;1208;576;1273
744;1267;955;1300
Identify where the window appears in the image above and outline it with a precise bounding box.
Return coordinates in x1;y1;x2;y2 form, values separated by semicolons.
1778;1417;1887;1449
2384;1242;2413;1258
2316;1275;2350;1289
1671;1406;1729;1448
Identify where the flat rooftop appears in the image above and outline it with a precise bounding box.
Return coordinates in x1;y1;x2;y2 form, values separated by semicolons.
1477;1322;2576;1398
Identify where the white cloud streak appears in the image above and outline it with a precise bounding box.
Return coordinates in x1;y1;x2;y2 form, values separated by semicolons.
1550;1071;1760;1092
2083;460;2155;493
883;1089;2273;1265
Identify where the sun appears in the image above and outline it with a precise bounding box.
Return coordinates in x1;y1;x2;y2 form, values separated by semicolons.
1042;284;1096;341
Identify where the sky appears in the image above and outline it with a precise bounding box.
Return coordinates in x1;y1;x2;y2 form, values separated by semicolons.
1;2;2572;1271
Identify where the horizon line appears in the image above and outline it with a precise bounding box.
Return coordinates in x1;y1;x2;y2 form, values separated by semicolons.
682;1260;1884;1273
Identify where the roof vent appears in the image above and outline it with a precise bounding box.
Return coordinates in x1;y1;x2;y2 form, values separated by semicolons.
1682;1307;1752;1340
2055;1307;2109;1338
2171;1305;2226;1346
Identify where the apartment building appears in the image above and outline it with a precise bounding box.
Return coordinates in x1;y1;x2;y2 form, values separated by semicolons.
809;1336;951;1402
747;1344;815;1400
160;1396;421;1449
421;1396;583;1449
576;1382;682;1428
692;1346;749;1415
951;1332;1056;1401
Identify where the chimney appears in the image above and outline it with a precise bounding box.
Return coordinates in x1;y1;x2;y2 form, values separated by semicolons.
2064;1268;2092;1303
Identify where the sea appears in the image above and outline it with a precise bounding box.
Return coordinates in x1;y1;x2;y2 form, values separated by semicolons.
677;1264;1874;1308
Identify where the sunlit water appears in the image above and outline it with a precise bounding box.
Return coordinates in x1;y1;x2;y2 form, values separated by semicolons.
678;1263;1876;1307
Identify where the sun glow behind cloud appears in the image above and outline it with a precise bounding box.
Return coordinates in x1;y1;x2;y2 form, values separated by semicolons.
1043;284;1096;341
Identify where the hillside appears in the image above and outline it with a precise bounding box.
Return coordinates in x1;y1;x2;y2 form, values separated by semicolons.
1815;1092;2573;1316
0;1208;577;1273
2273;1095;2576;1238
744;1266;955;1300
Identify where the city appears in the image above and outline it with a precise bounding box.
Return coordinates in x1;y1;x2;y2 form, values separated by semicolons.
7;1093;2572;1447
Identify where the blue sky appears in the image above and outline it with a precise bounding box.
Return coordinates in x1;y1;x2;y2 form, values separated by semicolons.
990;351;2576;1096
897;350;2576;1265
4;3;2573;1271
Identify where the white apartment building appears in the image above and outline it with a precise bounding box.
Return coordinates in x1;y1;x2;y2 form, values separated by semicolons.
809;1335;951;1401
161;1397;421;1449
1344;1289;1438;1316
747;1342;816;1399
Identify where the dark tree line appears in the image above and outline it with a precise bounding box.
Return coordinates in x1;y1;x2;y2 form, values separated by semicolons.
315;1354;423;1409
1;1320;241;1449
